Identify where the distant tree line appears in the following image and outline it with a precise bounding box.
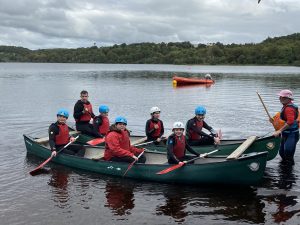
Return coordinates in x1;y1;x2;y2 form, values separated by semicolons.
1;33;300;66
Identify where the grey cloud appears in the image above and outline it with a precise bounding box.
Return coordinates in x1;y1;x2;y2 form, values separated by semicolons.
0;0;299;49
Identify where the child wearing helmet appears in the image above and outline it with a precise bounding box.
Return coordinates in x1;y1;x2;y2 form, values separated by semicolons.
49;109;85;157
167;121;199;164
93;105;110;138
186;106;220;146
271;89;299;165
103;116;146;163
145;106;165;144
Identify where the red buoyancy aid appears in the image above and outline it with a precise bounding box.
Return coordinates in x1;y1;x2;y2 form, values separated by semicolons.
55;123;69;145
98;116;110;135
172;135;186;159
148;120;162;138
120;130;131;150
189;120;203;140
79;103;93;122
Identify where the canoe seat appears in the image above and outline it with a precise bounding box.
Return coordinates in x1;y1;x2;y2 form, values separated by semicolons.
35;130;79;144
84;147;105;159
226;136;257;160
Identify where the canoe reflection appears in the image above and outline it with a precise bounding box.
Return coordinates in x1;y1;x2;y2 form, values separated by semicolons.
156;187;188;223
173;83;212;89
104;181;135;216
156;185;265;224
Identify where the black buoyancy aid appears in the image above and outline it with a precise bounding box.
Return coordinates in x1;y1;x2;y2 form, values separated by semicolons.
98;116;110;135
148;120;162;138
189;119;203;140
55;123;69;145
280;103;299;131
172;135;186;159
79;103;92;122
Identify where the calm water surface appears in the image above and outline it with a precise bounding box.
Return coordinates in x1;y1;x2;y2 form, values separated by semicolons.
1;63;300;224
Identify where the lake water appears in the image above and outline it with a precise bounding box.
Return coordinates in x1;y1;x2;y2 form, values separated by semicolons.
1;63;300;224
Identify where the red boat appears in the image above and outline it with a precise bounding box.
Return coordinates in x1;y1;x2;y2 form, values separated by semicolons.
173;75;215;86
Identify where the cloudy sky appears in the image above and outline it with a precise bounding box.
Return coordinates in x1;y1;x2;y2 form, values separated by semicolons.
0;0;299;49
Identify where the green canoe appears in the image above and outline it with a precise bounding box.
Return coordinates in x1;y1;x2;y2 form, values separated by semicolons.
71;128;279;161
24;134;268;186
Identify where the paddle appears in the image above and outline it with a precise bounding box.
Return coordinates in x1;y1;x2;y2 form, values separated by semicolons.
218;129;223;140
156;149;219;175
29;136;79;175
256;91;273;120
87;137;105;146
257;91;285;131
122;150;145;177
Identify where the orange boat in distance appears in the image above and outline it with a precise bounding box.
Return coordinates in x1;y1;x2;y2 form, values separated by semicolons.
172;75;215;86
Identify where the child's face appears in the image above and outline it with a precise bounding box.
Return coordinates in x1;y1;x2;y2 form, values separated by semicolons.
196;114;205;121
101;112;108;117
116;123;126;131
57;115;67;124
152;112;160;119
174;128;184;136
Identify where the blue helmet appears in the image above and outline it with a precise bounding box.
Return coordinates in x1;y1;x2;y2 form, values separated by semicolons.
99;105;109;113
195;106;206;115
115;116;127;125
57;108;69;118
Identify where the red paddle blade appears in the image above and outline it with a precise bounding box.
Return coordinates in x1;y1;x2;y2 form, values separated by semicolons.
123;161;135;177
29;156;53;175
87;137;105;146
156;163;184;175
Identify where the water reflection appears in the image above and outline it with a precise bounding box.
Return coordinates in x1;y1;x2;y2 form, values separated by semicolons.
48;168;71;209
263;162;300;224
104;180;135;216
155;185;265;224
198;187;265;224
156;187;188;223
172;83;213;89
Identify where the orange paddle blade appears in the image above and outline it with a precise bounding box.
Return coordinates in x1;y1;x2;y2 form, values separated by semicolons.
156;163;184;175
87;137;105;146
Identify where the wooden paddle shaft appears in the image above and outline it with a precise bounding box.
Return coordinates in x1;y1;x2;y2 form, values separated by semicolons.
256;92;272;119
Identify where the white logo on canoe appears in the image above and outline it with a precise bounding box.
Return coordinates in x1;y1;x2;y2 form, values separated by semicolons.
266;142;275;150
248;162;260;171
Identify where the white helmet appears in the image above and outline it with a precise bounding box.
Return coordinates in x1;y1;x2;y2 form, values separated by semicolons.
150;106;161;114
173;121;184;130
205;73;212;79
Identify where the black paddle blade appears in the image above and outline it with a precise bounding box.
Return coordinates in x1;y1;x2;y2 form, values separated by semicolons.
30;168;50;176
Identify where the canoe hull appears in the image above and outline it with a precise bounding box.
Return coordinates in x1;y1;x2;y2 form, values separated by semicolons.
173;76;214;86
74;132;280;161
24;135;268;186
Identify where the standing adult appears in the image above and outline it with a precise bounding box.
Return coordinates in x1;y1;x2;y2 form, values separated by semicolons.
167;122;199;164
104;116;146;163
73;90;101;137
49;109;85;157
271;90;299;165
186;106;220;146
93;105;110;138
145;106;164;143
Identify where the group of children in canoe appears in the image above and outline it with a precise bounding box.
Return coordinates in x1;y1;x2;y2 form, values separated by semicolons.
49;90;220;165
49;88;299;165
